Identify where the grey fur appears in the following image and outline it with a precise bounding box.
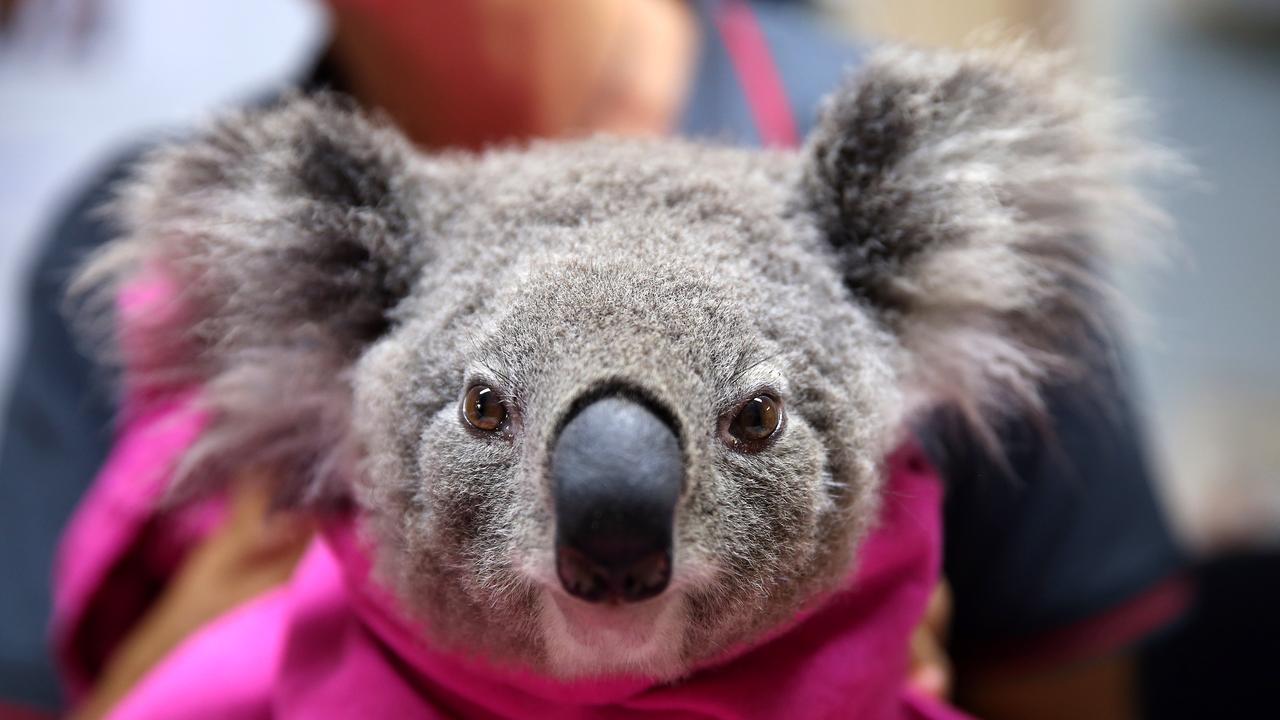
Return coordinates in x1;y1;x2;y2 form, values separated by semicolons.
74;44;1168;679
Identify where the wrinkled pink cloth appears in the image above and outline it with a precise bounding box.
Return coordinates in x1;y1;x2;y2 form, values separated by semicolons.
52;280;970;719
53;397;966;719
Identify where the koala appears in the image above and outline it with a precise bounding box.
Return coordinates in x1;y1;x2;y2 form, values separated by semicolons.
79;44;1165;682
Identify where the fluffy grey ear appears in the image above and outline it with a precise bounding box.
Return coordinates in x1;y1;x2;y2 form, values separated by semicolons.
78;93;429;505
799;43;1170;443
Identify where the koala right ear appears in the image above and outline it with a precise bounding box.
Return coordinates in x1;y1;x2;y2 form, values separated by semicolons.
797;43;1170;447
76;93;432;505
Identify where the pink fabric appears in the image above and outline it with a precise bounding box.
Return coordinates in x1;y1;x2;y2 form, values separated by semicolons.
54;399;968;719
51;390;217;699
53;276;970;719
52;275;224;700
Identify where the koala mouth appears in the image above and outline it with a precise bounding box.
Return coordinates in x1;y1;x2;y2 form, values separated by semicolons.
540;584;688;677
549;590;676;645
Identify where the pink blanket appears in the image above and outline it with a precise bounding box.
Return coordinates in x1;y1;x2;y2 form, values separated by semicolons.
52;279;970;719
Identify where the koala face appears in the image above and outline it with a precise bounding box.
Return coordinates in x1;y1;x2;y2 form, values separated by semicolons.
348;139;899;676
86;46;1164;679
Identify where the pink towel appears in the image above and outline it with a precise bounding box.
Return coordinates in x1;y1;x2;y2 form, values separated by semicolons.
52;278;970;719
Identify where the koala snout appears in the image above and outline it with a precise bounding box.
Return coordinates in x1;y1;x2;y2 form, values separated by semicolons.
550;395;683;604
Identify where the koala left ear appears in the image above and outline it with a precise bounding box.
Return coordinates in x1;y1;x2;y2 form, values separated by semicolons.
799;43;1170;440
78;93;433;505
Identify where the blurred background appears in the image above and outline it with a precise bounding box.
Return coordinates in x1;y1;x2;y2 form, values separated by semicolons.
1;0;1276;718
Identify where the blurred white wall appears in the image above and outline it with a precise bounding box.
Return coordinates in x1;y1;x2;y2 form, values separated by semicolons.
0;0;325;434
1100;0;1280;551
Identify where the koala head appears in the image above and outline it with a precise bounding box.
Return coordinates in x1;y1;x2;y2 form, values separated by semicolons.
82;45;1164;679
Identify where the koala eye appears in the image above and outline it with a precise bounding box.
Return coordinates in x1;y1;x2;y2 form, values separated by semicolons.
723;394;783;451
462;385;508;432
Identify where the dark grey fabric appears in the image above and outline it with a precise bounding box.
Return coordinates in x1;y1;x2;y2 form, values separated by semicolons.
923;350;1186;656
0;151;135;707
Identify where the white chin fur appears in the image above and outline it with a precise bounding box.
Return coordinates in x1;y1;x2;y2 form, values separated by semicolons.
539;588;687;679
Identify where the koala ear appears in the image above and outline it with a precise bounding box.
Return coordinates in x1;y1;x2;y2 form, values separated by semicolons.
799;43;1169;443
78;93;430;505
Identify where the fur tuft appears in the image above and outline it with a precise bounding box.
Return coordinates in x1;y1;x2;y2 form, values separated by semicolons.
72;93;427;505
800;41;1175;445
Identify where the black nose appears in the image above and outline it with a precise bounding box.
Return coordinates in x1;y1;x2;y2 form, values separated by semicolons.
551;395;682;604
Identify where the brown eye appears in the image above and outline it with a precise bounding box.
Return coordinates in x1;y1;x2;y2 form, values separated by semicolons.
724;394;783;450
463;385;507;432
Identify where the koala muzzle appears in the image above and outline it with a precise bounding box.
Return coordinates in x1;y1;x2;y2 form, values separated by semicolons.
551;395;682;604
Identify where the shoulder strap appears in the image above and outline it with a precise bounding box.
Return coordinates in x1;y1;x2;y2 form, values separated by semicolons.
713;0;800;148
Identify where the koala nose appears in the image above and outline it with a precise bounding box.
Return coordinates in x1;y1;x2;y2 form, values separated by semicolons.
551;395;682;604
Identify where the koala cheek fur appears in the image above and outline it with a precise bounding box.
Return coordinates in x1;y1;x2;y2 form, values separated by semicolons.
74;42;1171;680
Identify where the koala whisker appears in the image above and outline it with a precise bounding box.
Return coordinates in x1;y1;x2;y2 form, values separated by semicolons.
727;349;787;387
485;365;517;390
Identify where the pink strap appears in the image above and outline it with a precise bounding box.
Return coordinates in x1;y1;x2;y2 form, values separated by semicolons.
714;0;800;148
